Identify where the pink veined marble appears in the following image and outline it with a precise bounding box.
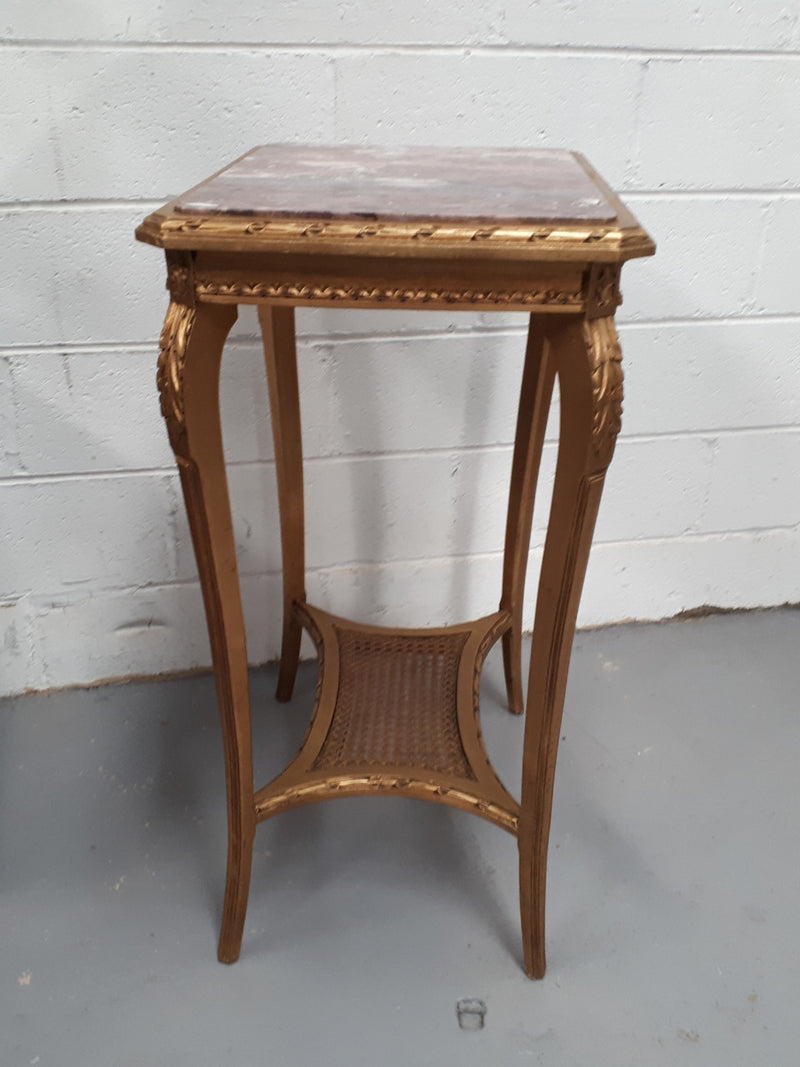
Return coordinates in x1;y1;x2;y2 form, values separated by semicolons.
174;145;617;224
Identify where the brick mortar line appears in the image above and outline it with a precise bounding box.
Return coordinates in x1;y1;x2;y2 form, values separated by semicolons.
7;524;800;607
2;40;800;59
3;315;800;358
0;201;162;213
2;425;800;488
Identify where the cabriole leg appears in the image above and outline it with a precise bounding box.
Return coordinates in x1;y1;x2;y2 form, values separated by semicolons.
258;305;306;703
517;315;623;978
501;315;556;715
158;297;256;963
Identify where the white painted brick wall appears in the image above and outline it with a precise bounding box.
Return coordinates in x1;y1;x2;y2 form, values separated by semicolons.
333;53;642;185
2;3;799;695
635;57;800;189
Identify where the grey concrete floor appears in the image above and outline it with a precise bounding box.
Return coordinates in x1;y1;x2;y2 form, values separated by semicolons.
2;608;799;1066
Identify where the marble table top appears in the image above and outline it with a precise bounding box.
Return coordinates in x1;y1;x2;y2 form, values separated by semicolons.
174;145;618;225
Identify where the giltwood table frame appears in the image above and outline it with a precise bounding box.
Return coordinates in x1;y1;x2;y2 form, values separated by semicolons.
137;151;654;978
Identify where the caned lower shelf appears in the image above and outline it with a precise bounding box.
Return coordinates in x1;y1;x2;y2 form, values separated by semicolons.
253;603;521;834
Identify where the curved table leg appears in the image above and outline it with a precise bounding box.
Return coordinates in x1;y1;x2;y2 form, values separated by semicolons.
258;305;306;703
517;315;623;978
500;315;555;715
158;297;256;964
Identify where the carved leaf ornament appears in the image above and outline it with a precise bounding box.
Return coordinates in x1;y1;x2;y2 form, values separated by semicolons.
156;301;194;455
584;317;624;470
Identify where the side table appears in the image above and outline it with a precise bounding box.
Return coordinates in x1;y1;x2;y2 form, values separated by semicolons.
136;146;654;978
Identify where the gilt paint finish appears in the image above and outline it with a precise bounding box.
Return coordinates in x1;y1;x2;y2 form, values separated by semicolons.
137;145;654;979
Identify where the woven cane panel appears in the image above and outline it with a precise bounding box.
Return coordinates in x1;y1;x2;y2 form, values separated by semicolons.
313;625;475;778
